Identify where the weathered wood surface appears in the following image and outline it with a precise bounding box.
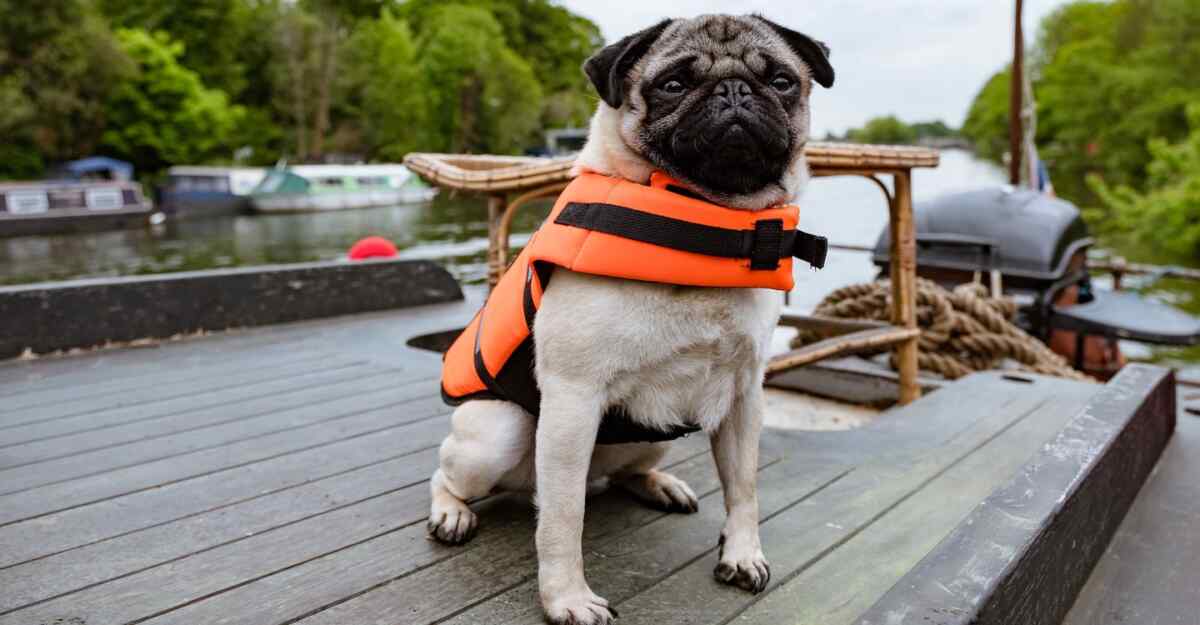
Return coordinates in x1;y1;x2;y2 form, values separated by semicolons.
0;258;462;359
857;364;1176;625
0;298;1170;625
1062;389;1200;625
766;326;920;376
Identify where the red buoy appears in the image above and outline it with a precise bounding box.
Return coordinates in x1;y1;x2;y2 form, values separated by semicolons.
348;236;398;260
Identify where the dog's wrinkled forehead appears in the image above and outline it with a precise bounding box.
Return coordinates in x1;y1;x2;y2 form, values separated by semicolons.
642;16;809;83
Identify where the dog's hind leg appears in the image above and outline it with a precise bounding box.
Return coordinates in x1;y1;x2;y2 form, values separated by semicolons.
604;443;699;513
428;400;534;545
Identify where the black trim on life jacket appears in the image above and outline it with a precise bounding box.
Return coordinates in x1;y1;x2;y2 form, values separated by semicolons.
472;314;504;398
555;202;827;271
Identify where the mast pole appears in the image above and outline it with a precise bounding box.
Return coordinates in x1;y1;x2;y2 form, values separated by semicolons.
1009;0;1025;185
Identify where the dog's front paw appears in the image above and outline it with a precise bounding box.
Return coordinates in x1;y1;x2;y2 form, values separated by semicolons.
543;590;616;625
714;534;770;593
427;496;478;545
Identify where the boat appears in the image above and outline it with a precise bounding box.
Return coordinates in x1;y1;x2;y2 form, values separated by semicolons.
158;166;266;219
249;164;437;213
0;157;153;237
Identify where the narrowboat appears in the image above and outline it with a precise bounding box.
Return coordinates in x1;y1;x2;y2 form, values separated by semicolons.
0;156;153;237
158;166;266;219
249;164;437;213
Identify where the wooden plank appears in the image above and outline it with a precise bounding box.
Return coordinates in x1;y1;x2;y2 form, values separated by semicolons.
434;377;1087;625
0;398;448;563
0;360;382;444
0;327;310;390
0;375;438;493
1061;409;1200;625
142;440;714;625
0;439;709;625
777;313;889;336
285;446;768;625
729;384;1098;625
766;327;920;376
428;459;851;625
0;344;339;412
0;447;440;614
600;382;1096;625
856;364;1175;625
0;369;424;469
0;354;367;428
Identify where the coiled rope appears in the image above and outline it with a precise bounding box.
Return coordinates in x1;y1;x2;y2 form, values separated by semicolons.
793;279;1094;382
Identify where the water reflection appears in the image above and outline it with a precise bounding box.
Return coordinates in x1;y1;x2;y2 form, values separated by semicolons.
0;191;553;286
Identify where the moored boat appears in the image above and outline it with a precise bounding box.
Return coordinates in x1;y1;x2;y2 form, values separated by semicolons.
0;180;153;237
158;166;266;219
0;156;154;237
249;164;437;213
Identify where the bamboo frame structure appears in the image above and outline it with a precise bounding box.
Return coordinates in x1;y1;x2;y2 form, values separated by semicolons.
405;142;939;404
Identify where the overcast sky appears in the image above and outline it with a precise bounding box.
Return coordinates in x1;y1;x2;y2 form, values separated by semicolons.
558;0;1073;136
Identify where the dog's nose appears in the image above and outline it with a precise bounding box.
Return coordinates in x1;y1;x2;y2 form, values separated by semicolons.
714;79;753;108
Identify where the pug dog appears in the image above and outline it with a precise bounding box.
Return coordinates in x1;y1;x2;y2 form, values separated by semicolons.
428;14;833;625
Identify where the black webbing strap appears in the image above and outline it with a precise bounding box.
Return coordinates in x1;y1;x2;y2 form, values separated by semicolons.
555;202;827;270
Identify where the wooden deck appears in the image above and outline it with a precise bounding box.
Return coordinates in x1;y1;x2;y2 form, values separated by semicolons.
0;295;1159;625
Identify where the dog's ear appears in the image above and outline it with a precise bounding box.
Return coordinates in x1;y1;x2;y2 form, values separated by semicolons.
752;16;834;89
584;19;674;108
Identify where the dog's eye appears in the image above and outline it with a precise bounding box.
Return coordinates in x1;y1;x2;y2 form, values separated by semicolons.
661;80;686;94
770;76;794;92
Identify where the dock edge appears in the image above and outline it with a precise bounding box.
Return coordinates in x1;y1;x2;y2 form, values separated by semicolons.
856;364;1176;625
0;258;464;360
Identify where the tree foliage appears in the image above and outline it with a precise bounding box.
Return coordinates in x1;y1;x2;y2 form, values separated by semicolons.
0;0;132;178
842;116;956;145
0;0;604;180
962;0;1200;207
414;5;543;154
845;116;919;145
1089;104;1200;258
99;29;243;173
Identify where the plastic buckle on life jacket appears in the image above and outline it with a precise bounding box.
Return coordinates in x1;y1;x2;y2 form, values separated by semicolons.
749;219;785;270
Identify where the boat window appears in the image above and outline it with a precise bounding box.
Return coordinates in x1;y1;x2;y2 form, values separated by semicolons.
356;176;389;187
171;176;229;193
316;177;345;187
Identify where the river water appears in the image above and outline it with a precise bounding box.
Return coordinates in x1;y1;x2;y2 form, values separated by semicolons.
3;149;1197;362
0;149;1002;289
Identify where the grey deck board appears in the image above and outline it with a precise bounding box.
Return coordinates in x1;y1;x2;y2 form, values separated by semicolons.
0;345;337;414
0;354;368;428
729;385;1097;625
0;400;449;565
138;440;713;625
0;374;436;488
1061;400;1200;625
0;299;1115;625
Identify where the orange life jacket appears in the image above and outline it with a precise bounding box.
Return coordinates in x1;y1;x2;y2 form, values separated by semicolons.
440;171;826;444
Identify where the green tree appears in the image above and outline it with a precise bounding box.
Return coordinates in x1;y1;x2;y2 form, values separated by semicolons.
415;5;543;154
99;0;257;98
0;0;132;179
397;0;601;129
1090;103;1200;257
100;29;243;173
846;115;919;145
343;9;428;160
963;0;1200;205
961;68;1011;162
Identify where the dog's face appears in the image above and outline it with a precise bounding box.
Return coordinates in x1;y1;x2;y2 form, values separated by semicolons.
579;15;834;209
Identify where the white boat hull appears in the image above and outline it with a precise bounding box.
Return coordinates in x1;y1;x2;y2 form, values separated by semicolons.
251;187;438;213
